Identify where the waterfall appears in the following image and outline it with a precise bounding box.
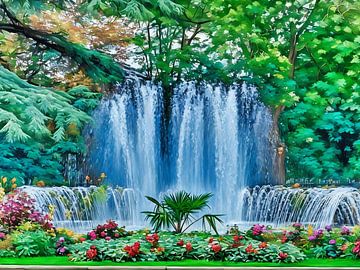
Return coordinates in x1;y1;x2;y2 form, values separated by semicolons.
20;186;138;232
21;79;360;230
83;80;272;223
240;185;360;228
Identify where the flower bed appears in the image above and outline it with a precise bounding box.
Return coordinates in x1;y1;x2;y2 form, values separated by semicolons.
1;191;360;265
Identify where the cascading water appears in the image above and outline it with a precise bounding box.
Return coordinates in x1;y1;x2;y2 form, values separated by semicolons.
240;185;360;228
21;79;360;230
83;79;273;224
21;186;137;231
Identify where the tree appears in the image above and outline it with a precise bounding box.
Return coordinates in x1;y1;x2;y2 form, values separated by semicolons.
207;0;323;184
0;0;134;184
0;0;130;86
282;0;360;180
143;191;223;234
86;0;227;121
0;65;100;184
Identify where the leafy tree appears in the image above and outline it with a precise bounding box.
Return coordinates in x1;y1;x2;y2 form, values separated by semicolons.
86;0;227;119
282;0;360;180
0;0;132;184
208;0;360;181
0;65;100;184
143;191;223;234
0;0;129;86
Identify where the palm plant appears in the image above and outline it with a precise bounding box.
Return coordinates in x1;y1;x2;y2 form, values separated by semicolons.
143;191;224;234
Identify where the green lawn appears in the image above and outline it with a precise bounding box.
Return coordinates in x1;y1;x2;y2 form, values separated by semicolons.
0;257;360;267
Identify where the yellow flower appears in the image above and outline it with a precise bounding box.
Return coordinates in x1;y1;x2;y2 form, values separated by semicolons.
11;177;16;184
2;177;7;184
66;230;74;237
307;225;313;236
11;184;17;189
100;172;106;178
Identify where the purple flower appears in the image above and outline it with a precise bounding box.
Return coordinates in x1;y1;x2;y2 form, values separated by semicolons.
329;239;336;245
0;232;6;239
341;226;350;235
308;235;316;241
325;225;332;232
252;224;265;236
314;229;323;237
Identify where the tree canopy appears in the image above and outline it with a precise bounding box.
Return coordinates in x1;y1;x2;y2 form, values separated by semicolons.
0;0;359;183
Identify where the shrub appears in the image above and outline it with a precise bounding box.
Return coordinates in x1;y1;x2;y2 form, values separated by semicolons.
0;191;53;231
143;191;223;234
68;232;306;263
12;230;53;257
87;220;128;241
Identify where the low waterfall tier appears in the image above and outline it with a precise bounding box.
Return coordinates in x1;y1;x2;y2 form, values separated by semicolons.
21;185;360;231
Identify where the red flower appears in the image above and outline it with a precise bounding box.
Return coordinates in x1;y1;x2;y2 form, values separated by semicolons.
79;237;86;242
177;239;184;246
157;247;165;252
133;241;140;249
146;233;160;247
278;252;288;260
259;242;268;249
86;248;97;260
233;235;239;242
90;245;97;250
245;244;257;254
208;237;214;244
211;244;222;253
153;233;159;241
124;242;141;257
281;235;288;244
185;242;192;252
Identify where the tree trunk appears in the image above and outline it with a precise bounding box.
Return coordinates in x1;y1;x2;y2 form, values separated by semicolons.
271;105;286;185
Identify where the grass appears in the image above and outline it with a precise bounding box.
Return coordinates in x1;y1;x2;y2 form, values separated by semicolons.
0;257;360;267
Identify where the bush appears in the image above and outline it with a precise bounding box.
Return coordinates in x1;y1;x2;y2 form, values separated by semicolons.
0;191;53;231
87;220;129;241
12;230;53;257
69;232;306;263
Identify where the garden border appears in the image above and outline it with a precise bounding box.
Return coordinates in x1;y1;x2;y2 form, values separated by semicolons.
1;267;360;270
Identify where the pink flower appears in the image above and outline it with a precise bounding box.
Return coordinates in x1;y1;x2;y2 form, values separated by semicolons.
252;224;265;236
278;252;288;260
88;230;97;240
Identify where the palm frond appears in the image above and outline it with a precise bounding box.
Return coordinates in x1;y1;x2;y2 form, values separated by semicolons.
201;214;224;235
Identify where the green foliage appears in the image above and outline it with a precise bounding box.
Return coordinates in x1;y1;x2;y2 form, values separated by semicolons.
69;232;305;263
12;230;53;257
209;0;360;180
143;191;223;234
282;0;360;180
87;0;227;87
0;66;100;183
